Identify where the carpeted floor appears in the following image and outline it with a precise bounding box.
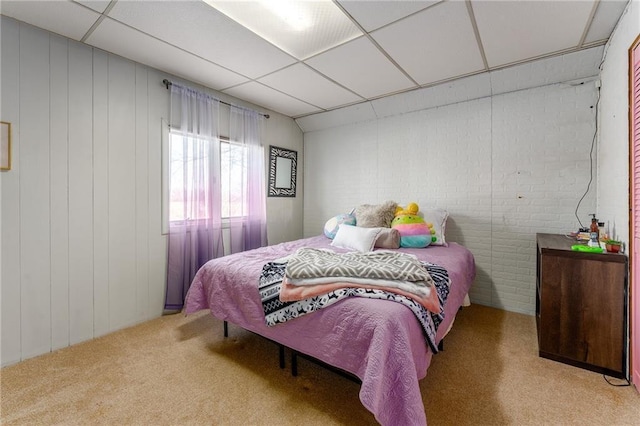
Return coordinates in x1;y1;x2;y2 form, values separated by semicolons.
1;304;639;425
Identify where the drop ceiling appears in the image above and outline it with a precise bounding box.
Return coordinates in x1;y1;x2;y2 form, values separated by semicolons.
0;0;629;119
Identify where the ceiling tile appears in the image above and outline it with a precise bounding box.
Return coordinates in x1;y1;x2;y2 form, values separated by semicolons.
371;73;492;119
305;36;415;99
86;18;249;90
296;102;378;132
371;1;485;85
473;0;595;67
205;0;362;60
258;63;363;109
107;0;296;79
1;0;100;41
1;0;626;121
337;0;439;32
224;82;321;117
584;0;628;44
73;0;111;14
489;46;603;96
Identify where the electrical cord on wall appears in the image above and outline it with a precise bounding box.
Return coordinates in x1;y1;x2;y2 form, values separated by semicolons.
573;84;601;229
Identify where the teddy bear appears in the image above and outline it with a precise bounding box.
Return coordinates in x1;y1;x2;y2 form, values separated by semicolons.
391;202;436;248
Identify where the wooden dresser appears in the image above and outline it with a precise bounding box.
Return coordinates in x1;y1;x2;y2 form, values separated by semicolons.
536;233;628;378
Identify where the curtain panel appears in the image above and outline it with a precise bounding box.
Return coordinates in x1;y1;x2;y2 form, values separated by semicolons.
228;106;268;254
165;84;268;311
165;84;223;311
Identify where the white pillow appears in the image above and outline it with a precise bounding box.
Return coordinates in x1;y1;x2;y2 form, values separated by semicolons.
422;208;449;246
331;224;382;252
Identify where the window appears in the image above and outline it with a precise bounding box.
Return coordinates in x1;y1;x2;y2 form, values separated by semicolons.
168;131;211;223
220;138;248;218
164;127;249;230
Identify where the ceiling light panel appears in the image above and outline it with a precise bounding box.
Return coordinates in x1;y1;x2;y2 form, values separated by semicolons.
305;36;415;99
204;0;363;59
1;0;100;41
258;63;363;109
472;0;595;68
583;0;628;44
371;1;485;86
337;0;439;32
86;18;249;90
224;81;321;117
107;0;296;78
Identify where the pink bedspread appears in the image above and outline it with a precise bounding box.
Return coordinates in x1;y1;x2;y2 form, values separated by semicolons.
185;235;476;425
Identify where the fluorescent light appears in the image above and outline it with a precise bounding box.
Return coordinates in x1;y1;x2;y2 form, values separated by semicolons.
258;0;312;31
204;0;363;59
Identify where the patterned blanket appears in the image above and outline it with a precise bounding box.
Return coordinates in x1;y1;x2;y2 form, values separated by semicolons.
259;261;450;353
286;248;433;283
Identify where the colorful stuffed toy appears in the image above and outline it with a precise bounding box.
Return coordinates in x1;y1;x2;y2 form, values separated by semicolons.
391;203;436;248
323;212;356;239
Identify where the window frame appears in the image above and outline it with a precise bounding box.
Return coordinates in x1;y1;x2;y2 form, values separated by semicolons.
161;119;249;234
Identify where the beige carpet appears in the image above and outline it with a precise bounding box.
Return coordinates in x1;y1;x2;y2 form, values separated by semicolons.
1;304;639;425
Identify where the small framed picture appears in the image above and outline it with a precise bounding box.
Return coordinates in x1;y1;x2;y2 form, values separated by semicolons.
1;121;11;171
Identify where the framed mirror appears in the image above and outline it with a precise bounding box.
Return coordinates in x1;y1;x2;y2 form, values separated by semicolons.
268;145;297;197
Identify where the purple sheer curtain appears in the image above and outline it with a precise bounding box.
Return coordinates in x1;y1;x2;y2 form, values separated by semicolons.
227;106;268;254
165;84;223;311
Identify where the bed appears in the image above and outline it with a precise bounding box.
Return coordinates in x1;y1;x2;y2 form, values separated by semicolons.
184;234;475;425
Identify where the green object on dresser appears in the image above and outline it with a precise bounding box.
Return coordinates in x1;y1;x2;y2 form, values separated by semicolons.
571;244;604;253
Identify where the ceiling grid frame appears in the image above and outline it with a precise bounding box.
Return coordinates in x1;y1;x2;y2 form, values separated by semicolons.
0;0;628;119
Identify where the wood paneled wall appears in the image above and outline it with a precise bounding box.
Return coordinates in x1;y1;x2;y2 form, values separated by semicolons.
1;20;168;365
0;17;304;366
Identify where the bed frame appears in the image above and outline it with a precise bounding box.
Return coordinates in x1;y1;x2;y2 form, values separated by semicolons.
186;235;475;425
222;319;446;384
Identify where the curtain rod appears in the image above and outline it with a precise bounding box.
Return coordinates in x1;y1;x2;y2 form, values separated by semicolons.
162;79;269;119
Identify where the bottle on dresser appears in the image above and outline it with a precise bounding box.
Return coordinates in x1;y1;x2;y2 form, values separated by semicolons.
588;214;599;247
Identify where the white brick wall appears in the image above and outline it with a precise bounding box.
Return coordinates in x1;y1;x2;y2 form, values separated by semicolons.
489;83;597;312
302;49;600;315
